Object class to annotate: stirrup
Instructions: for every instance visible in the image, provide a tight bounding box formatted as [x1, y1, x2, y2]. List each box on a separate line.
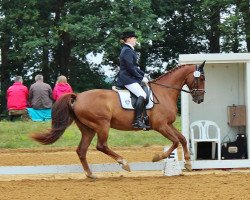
[142, 116, 151, 130]
[132, 121, 150, 130]
[142, 124, 151, 131]
[132, 120, 144, 129]
[144, 116, 150, 126]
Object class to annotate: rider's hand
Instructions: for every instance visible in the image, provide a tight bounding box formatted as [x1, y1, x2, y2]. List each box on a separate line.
[144, 73, 151, 80]
[142, 77, 149, 84]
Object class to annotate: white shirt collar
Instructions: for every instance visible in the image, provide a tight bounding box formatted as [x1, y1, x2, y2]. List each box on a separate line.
[125, 43, 134, 50]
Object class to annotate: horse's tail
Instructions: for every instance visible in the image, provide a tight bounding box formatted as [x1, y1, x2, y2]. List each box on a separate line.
[30, 93, 77, 145]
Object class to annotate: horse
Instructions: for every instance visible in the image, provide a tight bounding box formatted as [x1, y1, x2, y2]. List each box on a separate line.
[31, 61, 206, 179]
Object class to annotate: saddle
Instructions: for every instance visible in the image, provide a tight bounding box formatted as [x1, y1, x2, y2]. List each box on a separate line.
[112, 84, 154, 110]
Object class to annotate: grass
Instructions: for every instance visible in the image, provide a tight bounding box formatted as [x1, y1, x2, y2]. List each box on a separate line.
[0, 116, 181, 149]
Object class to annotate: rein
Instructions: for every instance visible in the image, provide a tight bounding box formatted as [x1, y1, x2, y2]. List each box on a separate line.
[148, 81, 190, 104]
[148, 81, 205, 104]
[149, 81, 191, 93]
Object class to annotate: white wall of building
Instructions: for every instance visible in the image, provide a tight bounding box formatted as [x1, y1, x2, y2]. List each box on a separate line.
[180, 53, 250, 169]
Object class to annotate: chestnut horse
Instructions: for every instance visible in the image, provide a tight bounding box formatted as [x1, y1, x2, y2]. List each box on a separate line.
[31, 62, 206, 178]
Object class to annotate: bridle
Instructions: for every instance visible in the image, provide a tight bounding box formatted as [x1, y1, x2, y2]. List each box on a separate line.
[190, 65, 206, 97]
[148, 65, 205, 103]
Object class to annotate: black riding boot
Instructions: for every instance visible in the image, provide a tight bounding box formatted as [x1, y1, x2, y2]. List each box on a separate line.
[132, 96, 147, 129]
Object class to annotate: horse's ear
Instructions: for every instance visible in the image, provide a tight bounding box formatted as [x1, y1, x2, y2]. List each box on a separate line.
[199, 60, 206, 73]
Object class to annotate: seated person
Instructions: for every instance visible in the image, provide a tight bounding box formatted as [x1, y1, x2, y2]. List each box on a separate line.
[52, 75, 73, 101]
[27, 75, 53, 121]
[6, 76, 29, 121]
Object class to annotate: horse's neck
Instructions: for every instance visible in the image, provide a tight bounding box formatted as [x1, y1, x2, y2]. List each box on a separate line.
[158, 65, 193, 85]
[155, 65, 194, 99]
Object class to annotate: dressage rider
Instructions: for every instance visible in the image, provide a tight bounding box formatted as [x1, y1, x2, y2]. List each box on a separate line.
[116, 30, 149, 129]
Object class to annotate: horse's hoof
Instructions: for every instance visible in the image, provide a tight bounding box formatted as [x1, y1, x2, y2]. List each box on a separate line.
[86, 173, 97, 179]
[122, 163, 131, 172]
[117, 159, 131, 172]
[184, 161, 192, 171]
[152, 154, 161, 162]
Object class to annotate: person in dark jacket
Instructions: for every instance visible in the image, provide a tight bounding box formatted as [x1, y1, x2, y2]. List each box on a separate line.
[116, 30, 149, 129]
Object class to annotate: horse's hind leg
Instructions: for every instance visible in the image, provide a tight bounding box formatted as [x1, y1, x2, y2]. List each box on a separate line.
[96, 127, 131, 172]
[171, 125, 192, 171]
[75, 121, 96, 178]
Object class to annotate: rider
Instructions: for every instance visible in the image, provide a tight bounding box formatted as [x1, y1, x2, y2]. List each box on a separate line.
[116, 30, 150, 129]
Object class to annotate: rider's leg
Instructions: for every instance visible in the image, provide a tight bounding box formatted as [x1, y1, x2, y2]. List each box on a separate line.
[125, 83, 147, 99]
[125, 83, 148, 129]
[133, 96, 146, 128]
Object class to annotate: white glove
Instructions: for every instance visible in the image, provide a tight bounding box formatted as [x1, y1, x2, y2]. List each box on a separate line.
[144, 73, 151, 79]
[142, 77, 149, 84]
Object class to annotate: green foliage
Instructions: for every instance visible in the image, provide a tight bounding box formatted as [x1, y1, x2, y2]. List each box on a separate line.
[150, 0, 207, 69]
[0, 0, 249, 112]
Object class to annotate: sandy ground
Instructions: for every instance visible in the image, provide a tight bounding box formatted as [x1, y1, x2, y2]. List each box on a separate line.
[0, 146, 250, 200]
[0, 146, 164, 166]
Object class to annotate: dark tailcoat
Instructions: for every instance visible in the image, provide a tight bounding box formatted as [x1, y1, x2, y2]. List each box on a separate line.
[116, 44, 144, 87]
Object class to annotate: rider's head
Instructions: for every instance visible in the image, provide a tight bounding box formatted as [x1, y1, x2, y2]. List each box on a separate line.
[120, 30, 137, 47]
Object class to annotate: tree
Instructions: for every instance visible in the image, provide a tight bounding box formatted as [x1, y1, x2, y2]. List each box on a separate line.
[0, 0, 249, 114]
[204, 0, 249, 53]
[0, 0, 39, 112]
[236, 0, 250, 52]
[150, 0, 207, 71]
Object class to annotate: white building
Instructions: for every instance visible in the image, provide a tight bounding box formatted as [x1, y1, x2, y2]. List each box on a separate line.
[180, 53, 250, 169]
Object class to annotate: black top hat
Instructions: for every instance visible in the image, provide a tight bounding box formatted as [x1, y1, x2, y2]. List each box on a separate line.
[121, 31, 137, 40]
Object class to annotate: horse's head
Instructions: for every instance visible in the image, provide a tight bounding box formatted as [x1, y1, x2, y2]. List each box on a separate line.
[185, 61, 206, 104]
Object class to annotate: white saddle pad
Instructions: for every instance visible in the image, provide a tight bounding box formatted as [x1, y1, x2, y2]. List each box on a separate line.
[116, 89, 154, 110]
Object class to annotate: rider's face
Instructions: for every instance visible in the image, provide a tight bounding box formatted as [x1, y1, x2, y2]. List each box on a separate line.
[127, 37, 137, 47]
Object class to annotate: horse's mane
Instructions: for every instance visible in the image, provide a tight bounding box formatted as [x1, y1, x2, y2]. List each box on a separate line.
[151, 64, 186, 82]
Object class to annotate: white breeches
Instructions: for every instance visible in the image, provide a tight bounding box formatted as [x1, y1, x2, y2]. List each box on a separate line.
[125, 82, 146, 99]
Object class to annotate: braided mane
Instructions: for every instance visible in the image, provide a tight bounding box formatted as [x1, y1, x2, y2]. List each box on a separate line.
[151, 64, 186, 82]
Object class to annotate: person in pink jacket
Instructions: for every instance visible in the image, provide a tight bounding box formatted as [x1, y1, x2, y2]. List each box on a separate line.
[52, 75, 73, 101]
[7, 76, 29, 110]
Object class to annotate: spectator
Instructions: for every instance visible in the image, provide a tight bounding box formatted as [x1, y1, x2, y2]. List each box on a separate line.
[7, 76, 29, 110]
[27, 75, 53, 121]
[52, 75, 73, 101]
[6, 76, 29, 120]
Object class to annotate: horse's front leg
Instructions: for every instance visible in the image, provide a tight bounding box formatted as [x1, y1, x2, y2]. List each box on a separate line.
[96, 128, 131, 172]
[171, 125, 192, 171]
[152, 124, 180, 162]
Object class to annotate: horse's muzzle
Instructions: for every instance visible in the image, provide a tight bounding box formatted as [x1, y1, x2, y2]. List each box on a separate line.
[197, 98, 204, 104]
[192, 90, 205, 104]
[193, 96, 204, 104]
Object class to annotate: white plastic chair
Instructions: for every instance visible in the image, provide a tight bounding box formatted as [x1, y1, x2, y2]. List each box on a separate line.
[190, 120, 221, 160]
